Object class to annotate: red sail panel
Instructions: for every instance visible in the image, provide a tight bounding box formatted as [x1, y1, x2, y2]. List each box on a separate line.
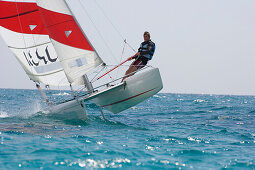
[0, 1, 47, 35]
[0, 1, 37, 18]
[38, 7, 93, 51]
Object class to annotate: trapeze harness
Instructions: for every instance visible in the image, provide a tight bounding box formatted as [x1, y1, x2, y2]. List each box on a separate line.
[132, 40, 155, 69]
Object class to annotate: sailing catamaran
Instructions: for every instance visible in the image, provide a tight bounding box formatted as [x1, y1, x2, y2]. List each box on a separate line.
[0, 0, 163, 120]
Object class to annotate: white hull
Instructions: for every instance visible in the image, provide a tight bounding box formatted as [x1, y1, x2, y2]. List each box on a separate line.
[47, 68, 162, 119]
[49, 99, 87, 121]
[93, 68, 163, 113]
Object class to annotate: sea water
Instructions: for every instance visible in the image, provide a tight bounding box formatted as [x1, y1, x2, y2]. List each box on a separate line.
[0, 89, 254, 169]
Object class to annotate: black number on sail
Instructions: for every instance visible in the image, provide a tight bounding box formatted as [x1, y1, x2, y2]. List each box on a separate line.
[23, 52, 33, 66]
[28, 51, 39, 66]
[23, 47, 58, 67]
[36, 49, 47, 64]
[45, 46, 57, 62]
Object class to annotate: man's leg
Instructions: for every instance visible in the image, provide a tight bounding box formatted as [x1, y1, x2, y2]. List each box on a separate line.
[122, 65, 137, 82]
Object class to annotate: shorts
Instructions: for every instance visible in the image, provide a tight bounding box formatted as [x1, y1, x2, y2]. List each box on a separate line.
[131, 57, 148, 70]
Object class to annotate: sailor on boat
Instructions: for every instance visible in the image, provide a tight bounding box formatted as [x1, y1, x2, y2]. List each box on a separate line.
[122, 31, 155, 82]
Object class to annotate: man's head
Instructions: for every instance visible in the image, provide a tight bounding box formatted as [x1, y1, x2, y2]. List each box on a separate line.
[143, 31, 150, 41]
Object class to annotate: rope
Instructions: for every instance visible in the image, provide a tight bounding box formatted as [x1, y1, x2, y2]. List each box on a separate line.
[91, 65, 106, 83]
[15, 1, 34, 75]
[104, 66, 114, 81]
[77, 0, 141, 84]
[120, 40, 126, 64]
[116, 40, 127, 76]
[78, 0, 118, 63]
[97, 55, 135, 80]
[94, 0, 136, 53]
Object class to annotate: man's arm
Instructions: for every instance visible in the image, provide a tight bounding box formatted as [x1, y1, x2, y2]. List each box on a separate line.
[132, 52, 140, 59]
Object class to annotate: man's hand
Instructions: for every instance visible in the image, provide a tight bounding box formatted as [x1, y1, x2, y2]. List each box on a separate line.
[129, 52, 140, 61]
[132, 52, 140, 59]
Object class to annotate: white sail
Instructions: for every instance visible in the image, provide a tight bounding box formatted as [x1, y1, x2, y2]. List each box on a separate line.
[36, 0, 103, 85]
[0, 0, 69, 86]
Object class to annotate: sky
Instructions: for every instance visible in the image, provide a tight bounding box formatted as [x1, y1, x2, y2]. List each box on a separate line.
[0, 0, 255, 95]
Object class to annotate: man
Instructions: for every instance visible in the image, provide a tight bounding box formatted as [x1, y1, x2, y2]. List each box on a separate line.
[122, 31, 155, 82]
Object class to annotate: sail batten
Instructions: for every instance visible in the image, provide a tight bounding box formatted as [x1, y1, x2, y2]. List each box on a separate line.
[0, 9, 39, 19]
[8, 41, 52, 49]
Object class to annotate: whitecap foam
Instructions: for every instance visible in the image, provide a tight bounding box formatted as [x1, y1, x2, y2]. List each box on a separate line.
[97, 141, 103, 145]
[53, 92, 70, 96]
[193, 99, 207, 103]
[154, 95, 161, 98]
[145, 145, 154, 151]
[187, 136, 196, 141]
[68, 158, 131, 168]
[0, 111, 8, 118]
[160, 160, 170, 165]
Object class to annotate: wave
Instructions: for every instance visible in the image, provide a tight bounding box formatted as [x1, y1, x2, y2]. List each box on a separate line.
[211, 106, 233, 111]
[223, 160, 255, 169]
[178, 149, 217, 156]
[249, 110, 255, 114]
[87, 115, 148, 130]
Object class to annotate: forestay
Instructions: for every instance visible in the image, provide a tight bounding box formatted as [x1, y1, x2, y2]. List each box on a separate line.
[0, 0, 69, 86]
[36, 0, 103, 85]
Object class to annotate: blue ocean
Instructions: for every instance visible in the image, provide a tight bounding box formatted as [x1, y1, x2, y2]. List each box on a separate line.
[0, 89, 254, 169]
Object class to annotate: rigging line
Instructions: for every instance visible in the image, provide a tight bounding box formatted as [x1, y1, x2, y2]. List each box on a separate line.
[105, 64, 129, 67]
[94, 0, 136, 53]
[57, 75, 70, 90]
[15, 0, 33, 75]
[116, 41, 126, 76]
[97, 55, 134, 80]
[126, 41, 137, 53]
[78, 0, 118, 63]
[73, 86, 85, 96]
[94, 0, 124, 40]
[105, 66, 114, 81]
[91, 65, 106, 83]
[120, 40, 126, 63]
[30, 14, 37, 58]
